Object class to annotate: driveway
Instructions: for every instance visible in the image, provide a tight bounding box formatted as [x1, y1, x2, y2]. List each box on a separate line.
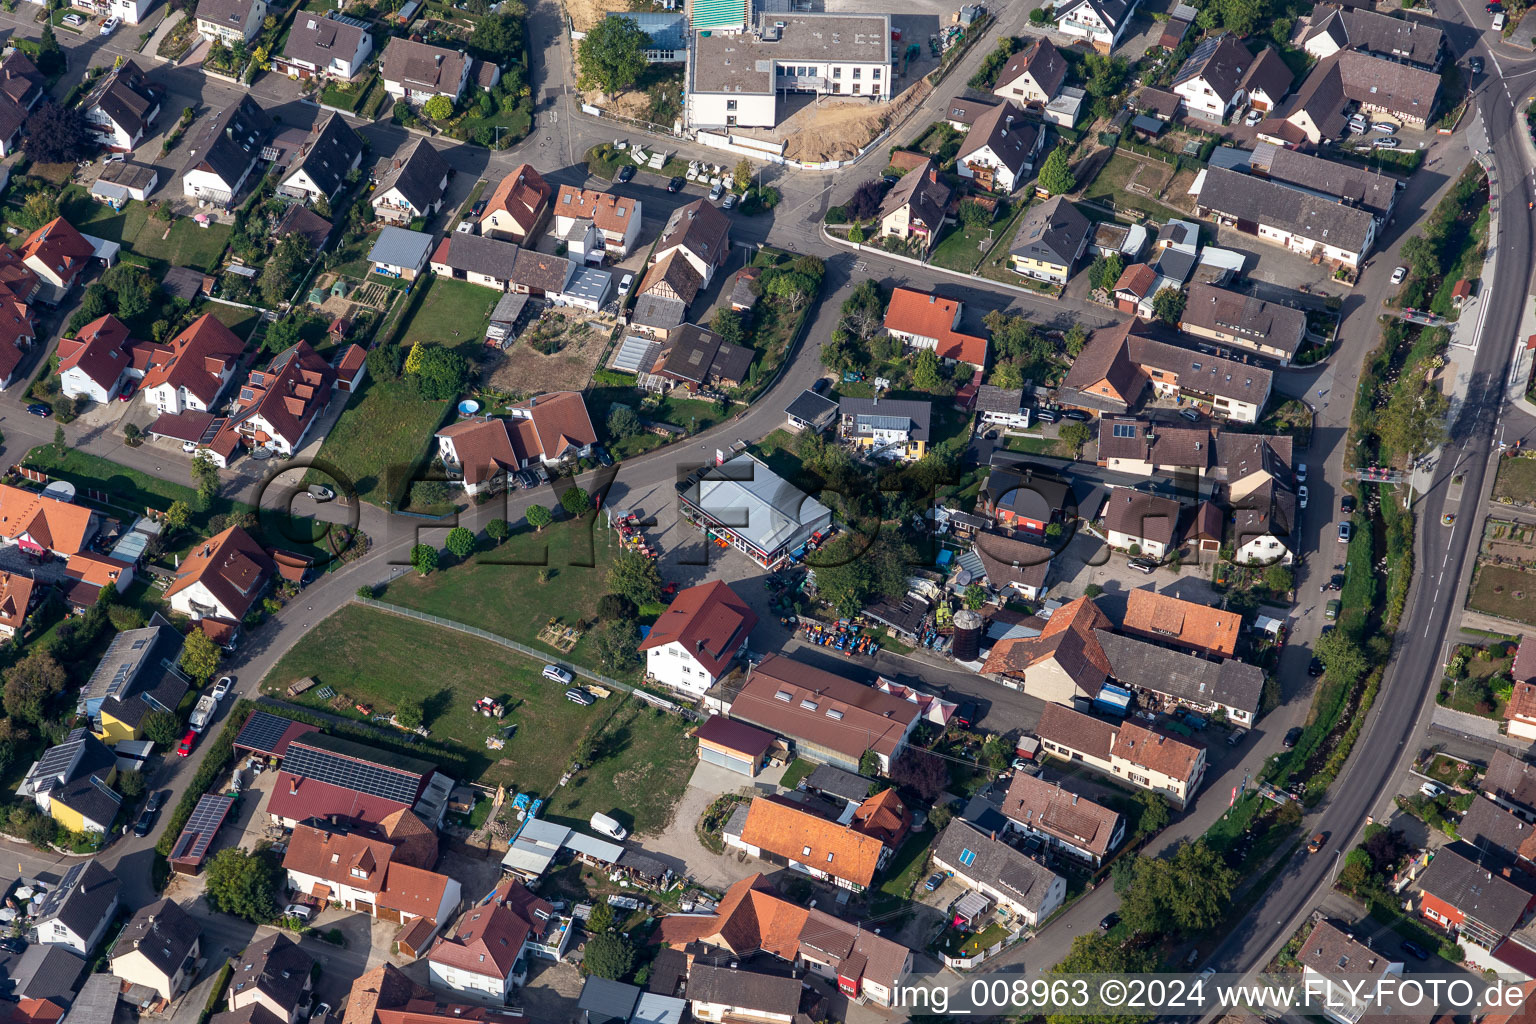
[1049, 531, 1222, 609]
[633, 760, 786, 889]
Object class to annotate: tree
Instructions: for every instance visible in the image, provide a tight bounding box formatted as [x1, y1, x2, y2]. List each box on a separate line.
[410, 543, 438, 576]
[22, 191, 57, 228]
[487, 518, 510, 544]
[163, 500, 192, 532]
[35, 25, 63, 76]
[1219, 0, 1268, 36]
[733, 158, 752, 193]
[142, 710, 182, 747]
[407, 344, 469, 400]
[526, 505, 553, 532]
[1091, 253, 1124, 292]
[205, 848, 281, 923]
[988, 363, 1023, 389]
[576, 15, 649, 97]
[858, 749, 881, 777]
[1165, 840, 1238, 931]
[3, 649, 66, 725]
[180, 628, 221, 683]
[1134, 791, 1171, 838]
[393, 99, 417, 126]
[1315, 628, 1369, 687]
[810, 534, 912, 618]
[847, 224, 865, 244]
[262, 312, 309, 354]
[470, 12, 522, 59]
[765, 271, 813, 313]
[583, 932, 635, 980]
[395, 698, 424, 729]
[561, 487, 592, 518]
[907, 349, 943, 392]
[586, 900, 615, 934]
[709, 307, 744, 346]
[24, 102, 94, 165]
[1152, 287, 1186, 325]
[1059, 422, 1092, 455]
[1400, 235, 1437, 279]
[594, 619, 639, 671]
[958, 198, 992, 229]
[607, 405, 642, 440]
[1065, 323, 1089, 356]
[1379, 376, 1448, 462]
[964, 583, 987, 610]
[1039, 147, 1075, 196]
[890, 748, 945, 799]
[607, 548, 663, 605]
[597, 593, 637, 621]
[843, 179, 888, 222]
[445, 526, 476, 560]
[260, 236, 310, 306]
[1264, 563, 1294, 593]
[1048, 935, 1157, 1024]
[422, 94, 454, 121]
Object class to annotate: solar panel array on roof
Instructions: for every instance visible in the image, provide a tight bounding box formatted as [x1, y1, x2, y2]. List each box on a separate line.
[284, 733, 432, 804]
[235, 711, 299, 754]
[170, 793, 236, 866]
[856, 414, 912, 432]
[32, 736, 83, 782]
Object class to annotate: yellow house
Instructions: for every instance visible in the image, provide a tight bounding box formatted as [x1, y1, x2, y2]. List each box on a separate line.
[111, 899, 202, 1007]
[837, 396, 931, 463]
[1008, 195, 1091, 285]
[17, 728, 123, 834]
[79, 615, 191, 745]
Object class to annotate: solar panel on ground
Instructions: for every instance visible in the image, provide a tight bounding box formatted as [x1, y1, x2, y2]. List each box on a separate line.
[235, 711, 299, 754]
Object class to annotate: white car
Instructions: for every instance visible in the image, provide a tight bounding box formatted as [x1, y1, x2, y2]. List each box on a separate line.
[101, 15, 119, 32]
[283, 904, 314, 922]
[182, 441, 199, 454]
[542, 664, 573, 685]
[1296, 463, 1308, 482]
[708, 181, 724, 201]
[1298, 485, 1309, 509]
[618, 272, 634, 295]
[590, 811, 628, 840]
[1244, 109, 1263, 126]
[1372, 121, 1398, 134]
[61, 12, 84, 25]
[212, 676, 233, 702]
[1420, 781, 1444, 798]
[1391, 266, 1407, 284]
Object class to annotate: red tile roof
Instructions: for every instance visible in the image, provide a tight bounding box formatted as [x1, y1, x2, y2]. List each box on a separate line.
[883, 287, 989, 367]
[57, 315, 135, 392]
[164, 525, 275, 620]
[428, 878, 553, 978]
[140, 314, 245, 407]
[981, 597, 1113, 692]
[267, 772, 411, 827]
[0, 485, 95, 556]
[0, 571, 33, 632]
[20, 218, 94, 286]
[283, 824, 394, 893]
[519, 391, 595, 461]
[850, 788, 910, 847]
[219, 339, 334, 450]
[481, 164, 551, 235]
[639, 580, 757, 677]
[739, 797, 885, 889]
[1112, 719, 1203, 783]
[376, 863, 452, 919]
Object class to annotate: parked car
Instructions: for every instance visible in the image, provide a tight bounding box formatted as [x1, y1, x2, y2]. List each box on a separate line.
[146, 790, 166, 814]
[1244, 108, 1263, 126]
[1034, 408, 1060, 423]
[667, 176, 685, 192]
[212, 676, 233, 701]
[306, 485, 335, 502]
[596, 447, 614, 467]
[1493, 11, 1506, 29]
[616, 165, 635, 182]
[1308, 657, 1324, 677]
[709, 181, 724, 201]
[1011, 758, 1039, 774]
[470, 199, 487, 218]
[1341, 494, 1357, 514]
[1338, 521, 1353, 543]
[1325, 599, 1340, 620]
[812, 377, 831, 393]
[618, 272, 634, 295]
[182, 441, 199, 453]
[1128, 557, 1157, 574]
[311, 1003, 331, 1022]
[1296, 463, 1307, 482]
[1374, 137, 1401, 149]
[1372, 122, 1398, 134]
[542, 664, 573, 685]
[1227, 729, 1246, 746]
[176, 730, 197, 757]
[117, 380, 136, 401]
[590, 811, 627, 840]
[1179, 407, 1202, 422]
[1060, 409, 1090, 422]
[133, 806, 157, 837]
[1401, 940, 1430, 961]
[1391, 266, 1407, 284]
[1283, 726, 1304, 749]
[1470, 56, 1485, 73]
[26, 403, 50, 418]
[1099, 912, 1120, 931]
[0, 938, 25, 954]
[924, 872, 946, 892]
[61, 12, 84, 25]
[954, 701, 977, 728]
[565, 687, 594, 706]
[284, 904, 315, 922]
[721, 192, 739, 210]
[1298, 485, 1309, 509]
[1420, 781, 1444, 798]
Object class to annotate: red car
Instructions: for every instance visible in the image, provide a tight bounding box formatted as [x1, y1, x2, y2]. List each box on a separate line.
[176, 730, 196, 757]
[116, 380, 136, 402]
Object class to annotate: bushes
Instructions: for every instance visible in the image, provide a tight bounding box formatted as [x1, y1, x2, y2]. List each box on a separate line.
[968, 36, 1021, 89]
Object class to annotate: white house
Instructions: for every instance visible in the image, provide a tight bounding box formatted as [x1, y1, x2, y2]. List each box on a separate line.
[435, 393, 598, 495]
[181, 97, 272, 207]
[283, 824, 461, 926]
[83, 60, 162, 153]
[1171, 34, 1255, 120]
[1297, 920, 1404, 1024]
[57, 316, 137, 405]
[109, 900, 200, 1006]
[930, 820, 1066, 926]
[226, 934, 314, 1024]
[553, 186, 641, 257]
[955, 100, 1043, 194]
[279, 112, 364, 204]
[275, 12, 373, 81]
[208, 341, 335, 463]
[992, 37, 1067, 105]
[1103, 489, 1181, 559]
[638, 581, 756, 697]
[164, 526, 275, 624]
[1054, 0, 1139, 51]
[380, 37, 470, 104]
[371, 139, 450, 224]
[101, 0, 155, 25]
[140, 314, 243, 415]
[195, 0, 266, 44]
[427, 878, 571, 1001]
[975, 385, 1031, 431]
[36, 860, 120, 956]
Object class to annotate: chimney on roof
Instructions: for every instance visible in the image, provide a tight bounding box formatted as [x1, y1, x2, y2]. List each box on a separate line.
[290, 778, 299, 794]
[928, 168, 938, 184]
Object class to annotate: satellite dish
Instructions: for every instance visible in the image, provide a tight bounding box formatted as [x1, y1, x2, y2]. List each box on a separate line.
[42, 481, 75, 503]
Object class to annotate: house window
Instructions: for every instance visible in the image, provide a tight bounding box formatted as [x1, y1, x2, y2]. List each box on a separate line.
[958, 848, 976, 866]
[853, 68, 861, 79]
[802, 846, 812, 856]
[832, 67, 841, 78]
[853, 84, 861, 94]
[726, 99, 737, 110]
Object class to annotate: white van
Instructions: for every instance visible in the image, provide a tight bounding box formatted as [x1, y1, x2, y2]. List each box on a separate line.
[590, 812, 628, 841]
[542, 664, 573, 685]
[1494, 11, 1506, 28]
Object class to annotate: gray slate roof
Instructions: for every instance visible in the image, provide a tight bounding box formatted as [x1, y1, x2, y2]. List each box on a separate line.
[36, 860, 120, 944]
[1305, 2, 1443, 67]
[182, 97, 272, 192]
[197, 0, 262, 33]
[877, 158, 951, 231]
[975, 384, 1024, 414]
[804, 763, 874, 803]
[373, 139, 450, 214]
[839, 396, 931, 443]
[1172, 33, 1255, 104]
[685, 963, 800, 1016]
[784, 389, 838, 425]
[1010, 196, 1091, 266]
[432, 233, 521, 278]
[286, 112, 363, 201]
[1417, 842, 1536, 935]
[114, 899, 199, 979]
[1249, 142, 1397, 219]
[282, 12, 371, 70]
[1196, 165, 1375, 256]
[1093, 629, 1265, 713]
[630, 294, 687, 332]
[368, 227, 434, 270]
[932, 819, 1061, 913]
[228, 934, 314, 1017]
[12, 943, 86, 1003]
[1181, 282, 1308, 358]
[578, 976, 642, 1024]
[957, 101, 1041, 176]
[87, 60, 161, 140]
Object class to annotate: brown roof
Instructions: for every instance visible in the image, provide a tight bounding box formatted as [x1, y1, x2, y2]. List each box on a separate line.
[638, 250, 703, 306]
[518, 391, 596, 461]
[0, 571, 32, 631]
[381, 38, 468, 93]
[850, 789, 910, 847]
[57, 315, 138, 391]
[140, 314, 245, 408]
[1061, 318, 1145, 405]
[428, 878, 552, 978]
[1096, 417, 1213, 469]
[694, 716, 775, 759]
[655, 199, 730, 269]
[0, 486, 95, 556]
[435, 417, 519, 485]
[996, 36, 1067, 98]
[638, 580, 757, 677]
[163, 525, 275, 621]
[1460, 797, 1536, 865]
[1002, 773, 1122, 858]
[1486, 751, 1536, 814]
[1103, 489, 1182, 547]
[877, 158, 951, 232]
[656, 874, 807, 959]
[341, 965, 431, 1024]
[222, 340, 334, 449]
[1120, 589, 1239, 658]
[483, 164, 552, 236]
[508, 249, 572, 294]
[376, 864, 452, 918]
[1297, 920, 1397, 979]
[739, 798, 885, 888]
[554, 185, 637, 236]
[283, 823, 394, 893]
[1112, 718, 1203, 782]
[981, 597, 1112, 693]
[1181, 282, 1307, 358]
[1513, 683, 1536, 727]
[380, 808, 439, 870]
[972, 531, 1052, 593]
[1243, 46, 1295, 100]
[1112, 263, 1158, 299]
[1035, 702, 1117, 761]
[727, 654, 920, 763]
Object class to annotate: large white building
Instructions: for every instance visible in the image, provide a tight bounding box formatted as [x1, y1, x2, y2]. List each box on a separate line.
[638, 581, 756, 697]
[686, 13, 892, 129]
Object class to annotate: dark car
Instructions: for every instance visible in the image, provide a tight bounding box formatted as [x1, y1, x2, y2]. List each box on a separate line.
[26, 403, 51, 418]
[1308, 657, 1324, 677]
[596, 447, 614, 467]
[146, 789, 166, 813]
[470, 199, 487, 218]
[667, 176, 686, 192]
[1470, 56, 1485, 73]
[1341, 494, 1356, 514]
[133, 806, 157, 837]
[1060, 409, 1091, 421]
[617, 165, 636, 182]
[0, 938, 23, 954]
[1283, 726, 1304, 749]
[812, 377, 830, 393]
[117, 379, 137, 401]
[923, 872, 945, 892]
[1486, 2, 1501, 11]
[1100, 913, 1120, 931]
[954, 701, 977, 728]
[1401, 940, 1430, 961]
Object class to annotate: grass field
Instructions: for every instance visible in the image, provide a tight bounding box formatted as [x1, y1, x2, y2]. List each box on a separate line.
[543, 697, 695, 834]
[1081, 151, 1182, 221]
[22, 445, 245, 524]
[60, 192, 230, 272]
[1468, 563, 1536, 626]
[397, 277, 497, 350]
[928, 221, 995, 274]
[263, 603, 607, 794]
[379, 517, 630, 673]
[1493, 454, 1536, 503]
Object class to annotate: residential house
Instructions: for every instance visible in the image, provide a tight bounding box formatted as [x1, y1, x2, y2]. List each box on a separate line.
[140, 313, 244, 415]
[721, 653, 919, 772]
[636, 252, 703, 316]
[0, 283, 36, 389]
[1054, 0, 1140, 51]
[655, 322, 753, 390]
[0, 53, 43, 156]
[957, 101, 1043, 194]
[268, 732, 453, 829]
[0, 570, 35, 638]
[207, 341, 336, 463]
[1248, 142, 1399, 224]
[883, 286, 990, 368]
[428, 878, 569, 1000]
[978, 460, 1075, 533]
[109, 899, 201, 1005]
[992, 37, 1067, 105]
[279, 112, 365, 204]
[1172, 34, 1257, 120]
[1509, 682, 1536, 743]
[726, 797, 888, 891]
[850, 787, 911, 847]
[283, 823, 462, 925]
[639, 580, 757, 698]
[339, 966, 531, 1024]
[1297, 920, 1405, 1024]
[656, 874, 913, 1007]
[1103, 489, 1182, 558]
[685, 13, 893, 129]
[0, 485, 98, 558]
[930, 819, 1066, 926]
[1120, 588, 1239, 658]
[1241, 48, 1295, 113]
[276, 12, 374, 81]
[838, 396, 930, 461]
[77, 615, 189, 744]
[685, 964, 802, 1024]
[21, 219, 97, 303]
[181, 97, 273, 207]
[507, 249, 574, 298]
[273, 205, 332, 254]
[195, 0, 266, 43]
[651, 199, 730, 286]
[1459, 798, 1536, 873]
[1001, 773, 1124, 865]
[1180, 282, 1308, 364]
[481, 165, 553, 244]
[381, 38, 471, 104]
[35, 860, 120, 956]
[371, 139, 450, 224]
[1111, 263, 1171, 319]
[1195, 165, 1376, 269]
[10, 944, 85, 1018]
[552, 186, 641, 256]
[1095, 417, 1213, 478]
[369, 228, 434, 281]
[975, 385, 1031, 431]
[677, 454, 832, 570]
[99, 0, 155, 23]
[1230, 468, 1298, 565]
[434, 393, 597, 494]
[784, 389, 840, 433]
[428, 234, 522, 291]
[83, 60, 162, 153]
[91, 161, 160, 208]
[1302, 2, 1443, 69]
[876, 160, 951, 252]
[973, 531, 1053, 602]
[1009, 196, 1092, 284]
[1483, 751, 1536, 822]
[1032, 702, 1208, 807]
[553, 264, 613, 312]
[227, 934, 314, 1024]
[58, 315, 140, 404]
[1275, 51, 1439, 144]
[164, 525, 276, 624]
[945, 97, 998, 131]
[1416, 842, 1536, 950]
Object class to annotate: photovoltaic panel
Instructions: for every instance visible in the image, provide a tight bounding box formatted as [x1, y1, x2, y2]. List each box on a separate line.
[172, 794, 235, 864]
[235, 711, 299, 755]
[283, 734, 430, 805]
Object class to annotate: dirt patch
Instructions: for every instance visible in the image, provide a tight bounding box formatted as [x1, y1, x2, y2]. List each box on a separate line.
[488, 308, 614, 394]
[567, 0, 626, 33]
[778, 78, 933, 163]
[581, 86, 649, 121]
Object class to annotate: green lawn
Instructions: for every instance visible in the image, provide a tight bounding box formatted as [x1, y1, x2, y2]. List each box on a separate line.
[21, 445, 245, 524]
[207, 303, 263, 340]
[590, 385, 728, 459]
[1493, 454, 1536, 503]
[58, 191, 229, 271]
[928, 221, 996, 274]
[397, 277, 497, 350]
[542, 697, 695, 834]
[262, 603, 609, 794]
[779, 757, 817, 790]
[378, 517, 629, 674]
